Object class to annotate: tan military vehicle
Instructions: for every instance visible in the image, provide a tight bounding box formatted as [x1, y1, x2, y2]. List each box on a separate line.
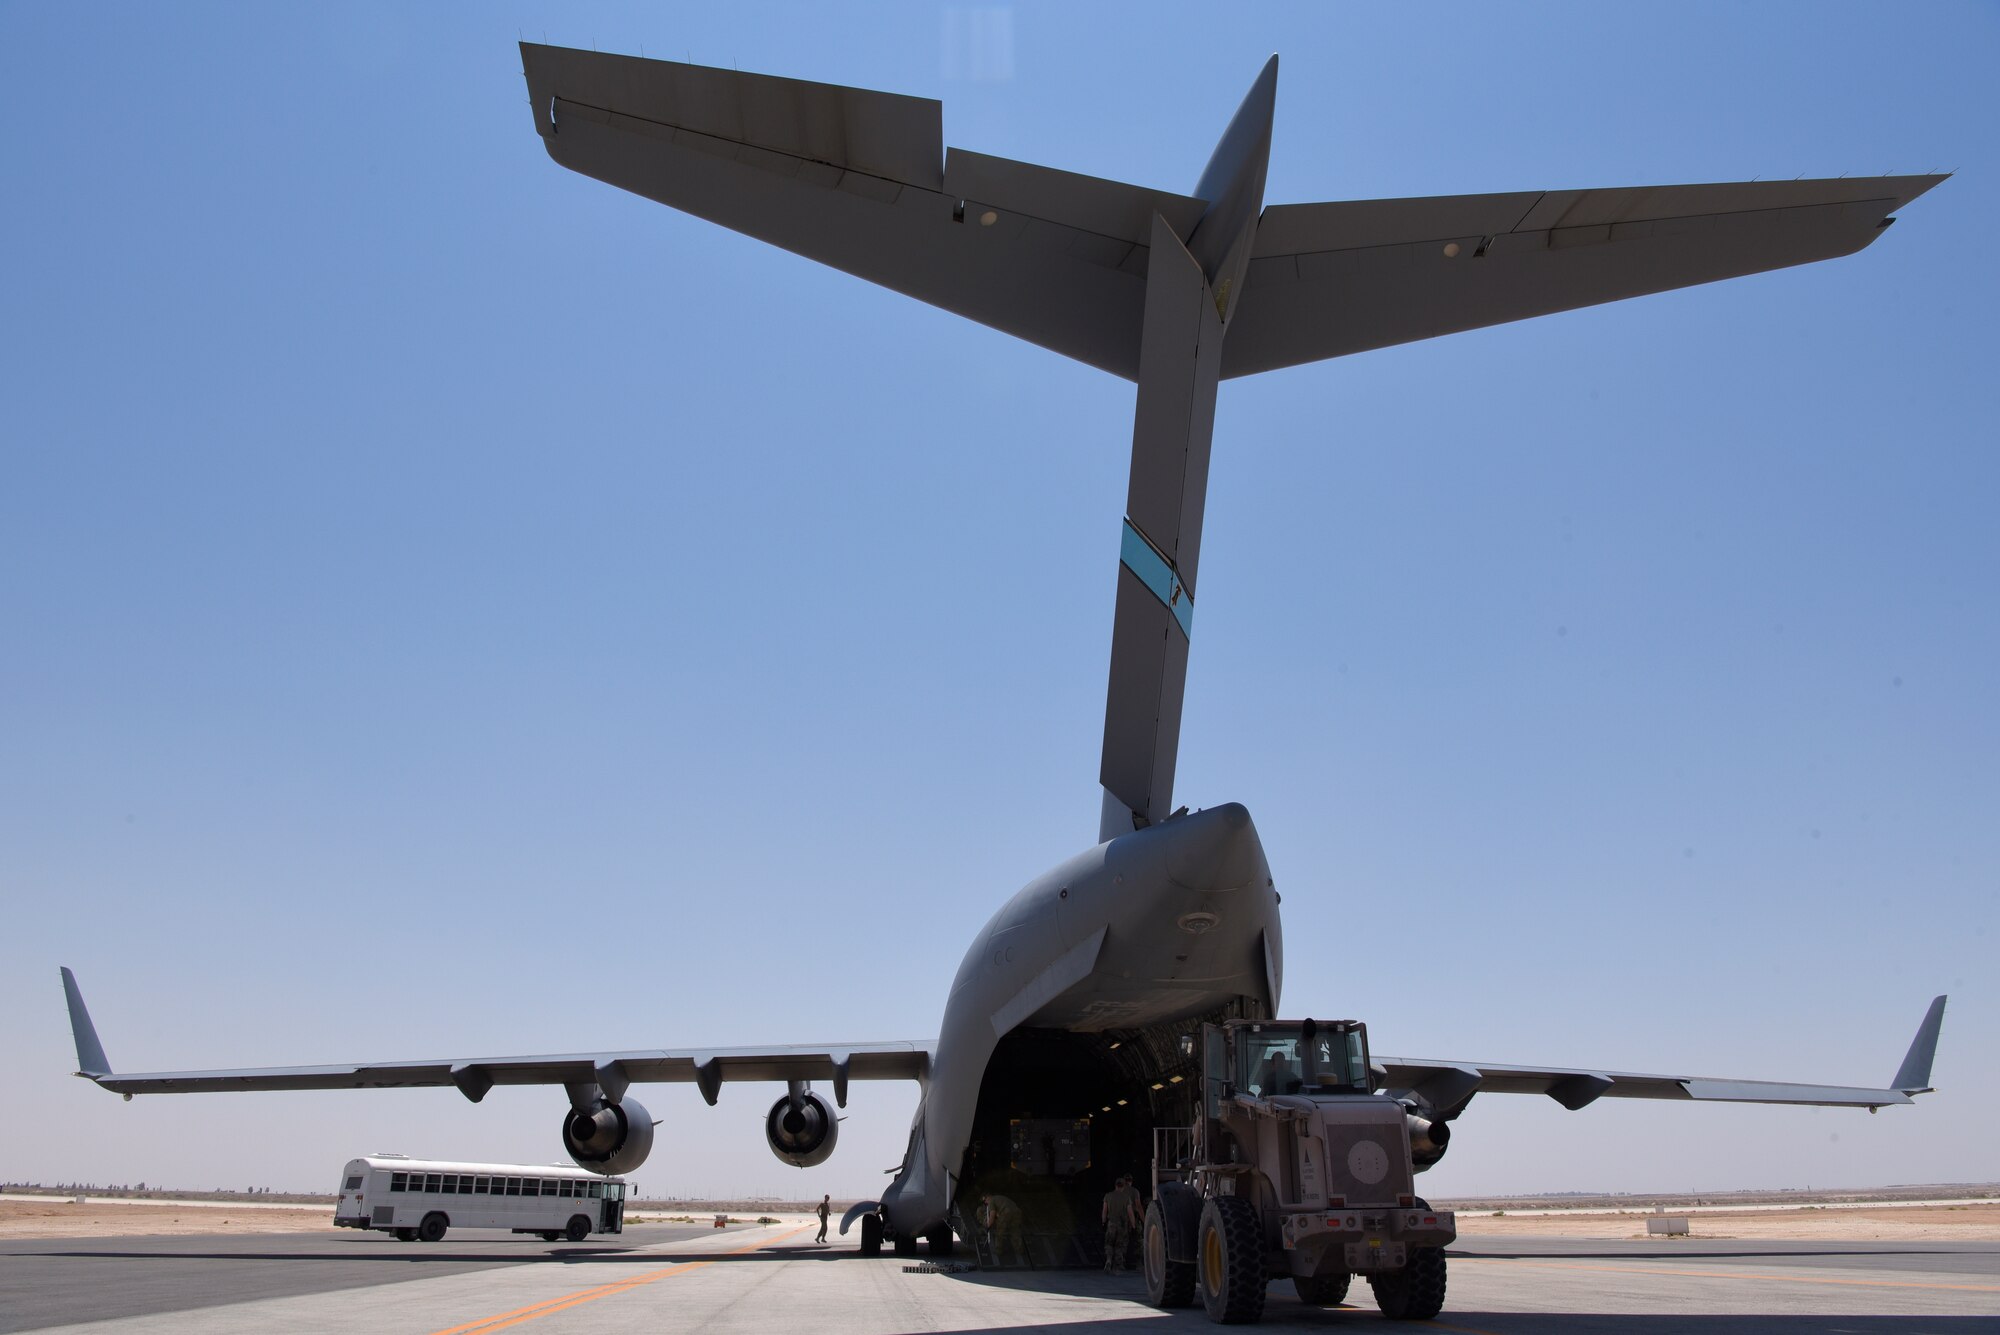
[1144, 1018, 1455, 1323]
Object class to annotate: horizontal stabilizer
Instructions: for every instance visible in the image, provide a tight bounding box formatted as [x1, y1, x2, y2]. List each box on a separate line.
[1224, 174, 1948, 378]
[519, 43, 1170, 378]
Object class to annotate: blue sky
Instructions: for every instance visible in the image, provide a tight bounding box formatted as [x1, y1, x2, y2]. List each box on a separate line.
[3, 2, 1994, 1199]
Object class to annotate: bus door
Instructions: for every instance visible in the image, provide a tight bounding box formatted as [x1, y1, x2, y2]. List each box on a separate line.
[602, 1182, 624, 1233]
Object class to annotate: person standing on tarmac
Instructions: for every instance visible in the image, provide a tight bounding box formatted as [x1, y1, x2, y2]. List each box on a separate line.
[816, 1194, 831, 1243]
[1101, 1175, 1141, 1273]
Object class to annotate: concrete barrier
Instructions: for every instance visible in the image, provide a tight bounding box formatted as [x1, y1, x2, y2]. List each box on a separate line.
[1646, 1216, 1691, 1236]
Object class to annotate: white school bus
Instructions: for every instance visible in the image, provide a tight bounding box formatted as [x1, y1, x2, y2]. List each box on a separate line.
[333, 1154, 630, 1243]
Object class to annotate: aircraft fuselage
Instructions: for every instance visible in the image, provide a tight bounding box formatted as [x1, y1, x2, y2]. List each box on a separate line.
[878, 802, 1278, 1237]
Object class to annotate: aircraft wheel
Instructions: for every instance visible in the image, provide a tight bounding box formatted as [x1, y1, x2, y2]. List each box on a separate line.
[393, 1227, 416, 1241]
[1197, 1195, 1265, 1324]
[565, 1215, 591, 1242]
[926, 1223, 955, 1256]
[893, 1227, 918, 1257]
[1143, 1199, 1195, 1308]
[1293, 1271, 1351, 1306]
[859, 1212, 883, 1256]
[417, 1213, 448, 1243]
[1369, 1246, 1446, 1321]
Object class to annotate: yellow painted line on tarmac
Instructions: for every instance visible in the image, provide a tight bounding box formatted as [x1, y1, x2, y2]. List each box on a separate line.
[428, 1223, 814, 1335]
[1453, 1256, 2000, 1294]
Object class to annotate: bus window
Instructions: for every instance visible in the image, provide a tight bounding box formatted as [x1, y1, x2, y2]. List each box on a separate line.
[390, 1172, 407, 1192]
[426, 1174, 442, 1193]
[458, 1176, 474, 1195]
[588, 1181, 602, 1199]
[541, 1179, 557, 1197]
[474, 1176, 490, 1194]
[344, 1176, 363, 1191]
[441, 1175, 457, 1193]
[611, 1183, 624, 1200]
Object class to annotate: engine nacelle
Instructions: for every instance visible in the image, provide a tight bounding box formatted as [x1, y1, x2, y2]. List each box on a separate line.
[765, 1090, 839, 1168]
[562, 1095, 654, 1176]
[1406, 1113, 1450, 1169]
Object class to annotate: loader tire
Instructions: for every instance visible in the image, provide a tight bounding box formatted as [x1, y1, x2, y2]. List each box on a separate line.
[1369, 1245, 1446, 1320]
[1197, 1195, 1266, 1324]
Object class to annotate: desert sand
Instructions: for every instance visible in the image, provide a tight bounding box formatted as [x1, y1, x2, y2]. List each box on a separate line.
[0, 1199, 333, 1239]
[5, 1197, 1998, 1242]
[1453, 1202, 2000, 1242]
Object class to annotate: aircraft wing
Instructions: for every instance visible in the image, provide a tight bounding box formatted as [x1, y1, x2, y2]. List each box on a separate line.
[61, 968, 925, 1106]
[1374, 995, 1946, 1119]
[1223, 174, 1948, 378]
[519, 43, 1206, 380]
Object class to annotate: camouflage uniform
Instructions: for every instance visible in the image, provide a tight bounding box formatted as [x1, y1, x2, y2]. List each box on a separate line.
[981, 1194, 1026, 1266]
[1103, 1178, 1141, 1272]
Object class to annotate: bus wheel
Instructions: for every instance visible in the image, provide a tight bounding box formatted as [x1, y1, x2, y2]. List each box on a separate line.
[393, 1228, 416, 1242]
[417, 1213, 448, 1243]
[565, 1215, 591, 1243]
[539, 1232, 561, 1242]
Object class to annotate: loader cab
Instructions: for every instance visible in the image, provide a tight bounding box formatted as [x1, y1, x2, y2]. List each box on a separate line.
[1213, 1019, 1371, 1102]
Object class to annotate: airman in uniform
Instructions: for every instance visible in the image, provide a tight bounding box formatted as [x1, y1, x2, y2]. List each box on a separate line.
[980, 1191, 1026, 1267]
[1101, 1174, 1141, 1272]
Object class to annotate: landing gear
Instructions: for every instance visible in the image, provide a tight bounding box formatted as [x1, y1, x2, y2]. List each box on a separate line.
[1196, 1196, 1265, 1324]
[1368, 1246, 1447, 1321]
[926, 1223, 955, 1257]
[416, 1213, 448, 1243]
[565, 1215, 591, 1243]
[858, 1212, 883, 1256]
[1293, 1271, 1351, 1306]
[1143, 1198, 1196, 1308]
[893, 1227, 918, 1257]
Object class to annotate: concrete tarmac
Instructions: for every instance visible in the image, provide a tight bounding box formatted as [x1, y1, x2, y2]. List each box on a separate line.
[3, 1224, 1996, 1333]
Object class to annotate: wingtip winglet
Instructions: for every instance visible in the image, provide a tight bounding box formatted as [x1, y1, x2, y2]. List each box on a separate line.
[59, 966, 112, 1079]
[1890, 994, 1947, 1094]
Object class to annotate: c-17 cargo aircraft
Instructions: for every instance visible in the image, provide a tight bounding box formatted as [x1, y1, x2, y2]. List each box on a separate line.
[61, 46, 1949, 1264]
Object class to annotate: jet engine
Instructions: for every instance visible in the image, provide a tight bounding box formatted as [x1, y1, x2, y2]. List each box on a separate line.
[1406, 1113, 1451, 1169]
[765, 1089, 839, 1168]
[562, 1095, 654, 1175]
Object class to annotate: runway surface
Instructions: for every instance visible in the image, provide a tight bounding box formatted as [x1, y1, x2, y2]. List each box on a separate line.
[4, 1224, 1996, 1333]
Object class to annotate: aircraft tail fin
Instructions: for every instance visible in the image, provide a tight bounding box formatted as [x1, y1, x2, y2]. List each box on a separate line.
[1890, 995, 1947, 1094]
[60, 967, 112, 1078]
